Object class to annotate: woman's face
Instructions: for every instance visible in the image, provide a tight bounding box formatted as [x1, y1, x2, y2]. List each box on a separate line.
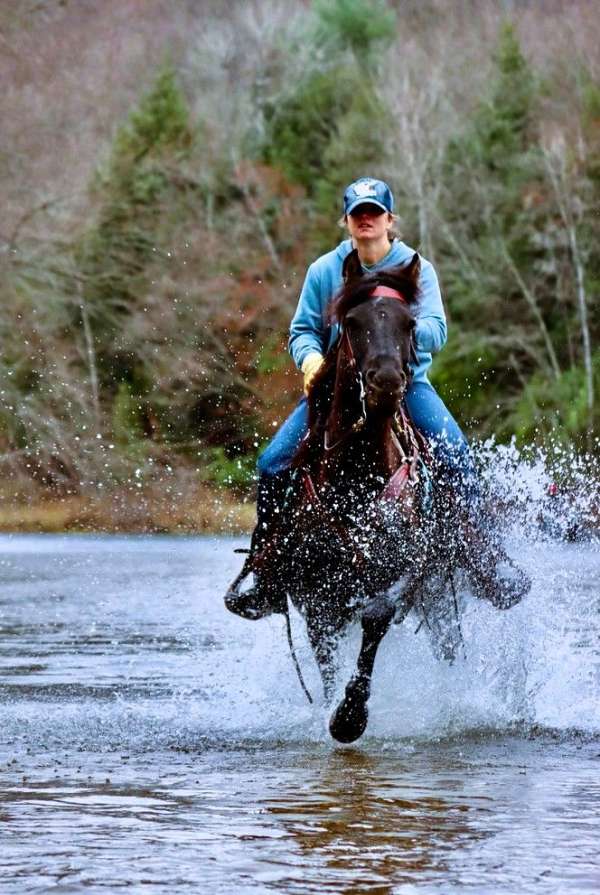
[345, 204, 394, 242]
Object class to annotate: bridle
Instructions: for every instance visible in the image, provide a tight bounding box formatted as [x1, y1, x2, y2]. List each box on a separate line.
[323, 284, 411, 452]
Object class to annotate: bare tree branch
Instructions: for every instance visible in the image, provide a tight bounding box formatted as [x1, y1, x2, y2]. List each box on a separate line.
[542, 135, 594, 444]
[497, 238, 562, 380]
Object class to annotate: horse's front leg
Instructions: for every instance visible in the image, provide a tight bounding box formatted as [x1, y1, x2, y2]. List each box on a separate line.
[329, 593, 395, 743]
[305, 616, 343, 703]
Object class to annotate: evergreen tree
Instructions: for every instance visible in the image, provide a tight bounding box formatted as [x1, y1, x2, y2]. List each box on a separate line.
[434, 22, 552, 439]
[79, 63, 194, 338]
[262, 0, 394, 250]
[313, 0, 396, 65]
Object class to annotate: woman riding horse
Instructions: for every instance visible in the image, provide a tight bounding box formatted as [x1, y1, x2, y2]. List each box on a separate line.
[226, 177, 528, 620]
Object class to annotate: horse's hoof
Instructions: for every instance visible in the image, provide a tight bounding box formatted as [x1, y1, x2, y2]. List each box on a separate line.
[329, 679, 369, 743]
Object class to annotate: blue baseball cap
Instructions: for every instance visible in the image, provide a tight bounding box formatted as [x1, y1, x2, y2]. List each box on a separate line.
[343, 177, 394, 215]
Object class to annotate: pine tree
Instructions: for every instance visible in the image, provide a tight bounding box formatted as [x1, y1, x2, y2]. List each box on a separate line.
[434, 22, 553, 439]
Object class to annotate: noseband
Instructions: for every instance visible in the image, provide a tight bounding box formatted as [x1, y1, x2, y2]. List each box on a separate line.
[323, 285, 409, 452]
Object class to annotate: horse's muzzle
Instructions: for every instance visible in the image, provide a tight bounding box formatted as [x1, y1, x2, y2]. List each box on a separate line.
[365, 365, 407, 407]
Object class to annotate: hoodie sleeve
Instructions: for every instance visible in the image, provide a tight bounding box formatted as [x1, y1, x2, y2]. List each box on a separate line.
[288, 262, 328, 370]
[415, 259, 447, 354]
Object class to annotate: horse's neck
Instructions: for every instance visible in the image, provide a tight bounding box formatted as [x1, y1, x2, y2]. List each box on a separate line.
[326, 383, 359, 444]
[319, 416, 398, 493]
[358, 417, 398, 476]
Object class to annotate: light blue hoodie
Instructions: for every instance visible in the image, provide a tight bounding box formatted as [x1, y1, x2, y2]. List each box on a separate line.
[289, 238, 447, 384]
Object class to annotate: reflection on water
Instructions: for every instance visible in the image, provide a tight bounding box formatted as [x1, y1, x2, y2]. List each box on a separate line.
[0, 534, 599, 893]
[2, 741, 597, 894]
[266, 749, 488, 890]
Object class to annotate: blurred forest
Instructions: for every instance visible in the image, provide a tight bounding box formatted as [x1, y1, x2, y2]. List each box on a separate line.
[0, 0, 599, 529]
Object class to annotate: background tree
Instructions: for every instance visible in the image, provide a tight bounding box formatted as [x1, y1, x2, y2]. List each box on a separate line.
[0, 0, 598, 519]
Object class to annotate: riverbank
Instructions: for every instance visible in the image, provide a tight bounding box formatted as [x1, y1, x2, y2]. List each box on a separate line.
[0, 486, 255, 535]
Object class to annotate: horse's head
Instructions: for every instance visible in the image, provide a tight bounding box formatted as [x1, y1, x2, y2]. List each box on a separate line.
[294, 249, 421, 469]
[332, 249, 420, 415]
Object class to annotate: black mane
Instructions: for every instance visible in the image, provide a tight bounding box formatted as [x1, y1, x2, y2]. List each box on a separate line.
[330, 249, 421, 325]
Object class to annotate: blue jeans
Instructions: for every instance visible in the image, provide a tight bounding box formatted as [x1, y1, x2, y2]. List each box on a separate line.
[258, 381, 478, 501]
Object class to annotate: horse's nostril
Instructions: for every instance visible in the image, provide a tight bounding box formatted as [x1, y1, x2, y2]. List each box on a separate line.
[370, 369, 403, 393]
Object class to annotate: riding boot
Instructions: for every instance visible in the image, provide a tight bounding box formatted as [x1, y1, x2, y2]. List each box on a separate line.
[224, 471, 292, 620]
[458, 510, 531, 610]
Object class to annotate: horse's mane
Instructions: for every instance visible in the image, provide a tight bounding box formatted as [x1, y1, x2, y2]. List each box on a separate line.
[293, 250, 421, 470]
[330, 249, 421, 325]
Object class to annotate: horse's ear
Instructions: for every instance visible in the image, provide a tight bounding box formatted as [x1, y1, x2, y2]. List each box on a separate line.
[384, 253, 421, 287]
[404, 252, 420, 282]
[342, 248, 362, 284]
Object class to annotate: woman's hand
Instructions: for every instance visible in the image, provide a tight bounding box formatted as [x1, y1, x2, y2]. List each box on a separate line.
[301, 352, 324, 395]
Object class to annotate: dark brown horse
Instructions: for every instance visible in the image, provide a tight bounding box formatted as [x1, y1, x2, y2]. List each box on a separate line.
[270, 250, 465, 742]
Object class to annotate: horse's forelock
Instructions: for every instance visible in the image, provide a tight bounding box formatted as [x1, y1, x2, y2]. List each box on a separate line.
[329, 268, 419, 323]
[330, 281, 377, 324]
[377, 266, 420, 304]
[331, 258, 420, 325]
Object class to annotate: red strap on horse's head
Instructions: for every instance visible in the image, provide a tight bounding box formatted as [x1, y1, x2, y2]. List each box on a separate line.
[370, 285, 406, 303]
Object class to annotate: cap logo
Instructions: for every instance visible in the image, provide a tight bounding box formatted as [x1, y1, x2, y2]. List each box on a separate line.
[353, 180, 378, 198]
[343, 178, 393, 215]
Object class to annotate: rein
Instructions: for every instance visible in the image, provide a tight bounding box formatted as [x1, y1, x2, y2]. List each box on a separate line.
[323, 328, 368, 452]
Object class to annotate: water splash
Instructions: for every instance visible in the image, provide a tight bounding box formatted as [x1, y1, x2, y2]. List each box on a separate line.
[0, 442, 598, 754]
[475, 437, 600, 541]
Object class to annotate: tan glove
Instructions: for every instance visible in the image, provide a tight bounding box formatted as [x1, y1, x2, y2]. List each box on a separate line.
[301, 352, 324, 395]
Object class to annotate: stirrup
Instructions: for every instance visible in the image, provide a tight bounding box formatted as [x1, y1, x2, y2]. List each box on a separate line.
[224, 558, 286, 621]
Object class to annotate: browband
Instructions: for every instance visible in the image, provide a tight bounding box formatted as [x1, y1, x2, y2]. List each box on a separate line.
[370, 285, 406, 303]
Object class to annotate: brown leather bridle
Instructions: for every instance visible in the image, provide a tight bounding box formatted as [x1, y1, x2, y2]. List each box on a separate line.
[324, 285, 409, 452]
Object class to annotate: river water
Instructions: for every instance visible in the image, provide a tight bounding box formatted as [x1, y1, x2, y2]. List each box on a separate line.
[0, 531, 599, 893]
